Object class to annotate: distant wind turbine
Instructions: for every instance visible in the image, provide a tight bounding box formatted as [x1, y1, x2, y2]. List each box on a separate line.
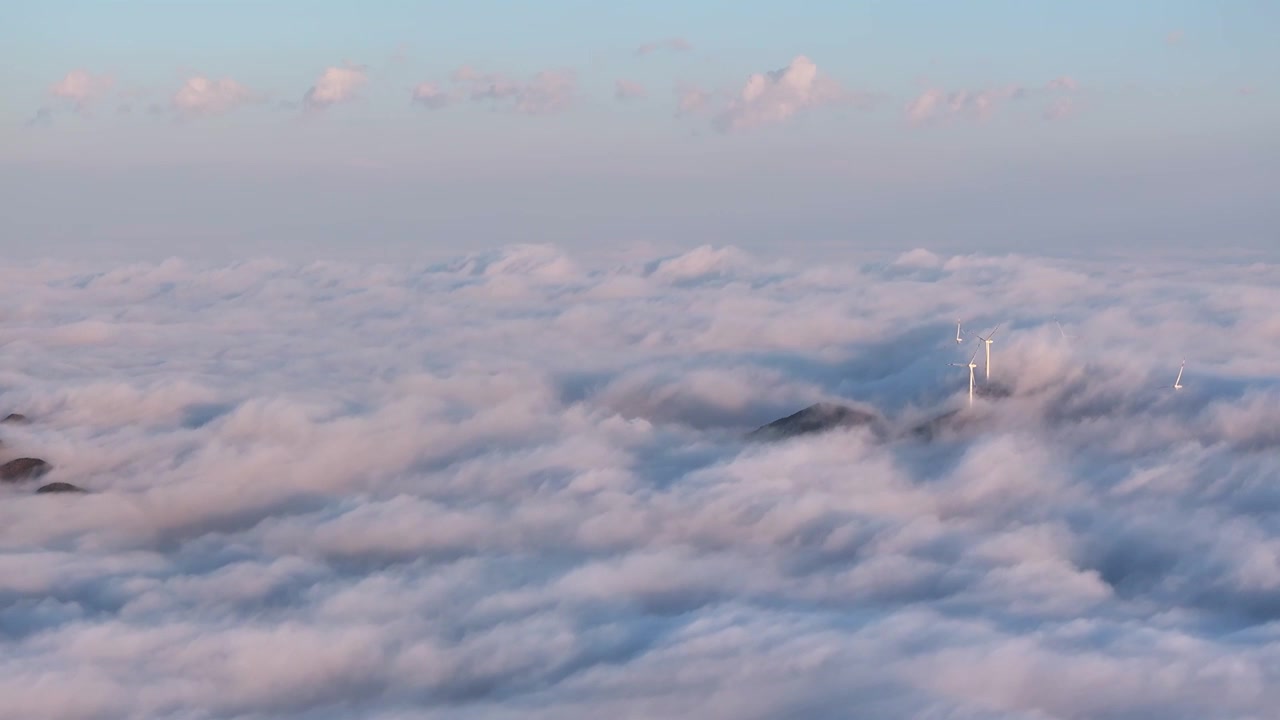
[1173, 359, 1185, 390]
[976, 323, 1001, 381]
[1054, 318, 1074, 340]
[955, 319, 964, 344]
[950, 345, 982, 407]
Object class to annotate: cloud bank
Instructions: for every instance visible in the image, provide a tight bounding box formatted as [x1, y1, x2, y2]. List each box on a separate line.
[2, 246, 1280, 718]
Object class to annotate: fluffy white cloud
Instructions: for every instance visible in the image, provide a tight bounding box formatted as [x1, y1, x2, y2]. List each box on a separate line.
[615, 79, 647, 101]
[172, 76, 254, 116]
[304, 65, 367, 110]
[2, 245, 1280, 718]
[714, 55, 844, 132]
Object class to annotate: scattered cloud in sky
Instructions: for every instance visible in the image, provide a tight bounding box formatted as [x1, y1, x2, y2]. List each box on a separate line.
[48, 69, 114, 109]
[449, 66, 577, 115]
[905, 84, 1026, 125]
[1043, 96, 1075, 120]
[411, 81, 450, 109]
[713, 55, 845, 133]
[2, 245, 1280, 718]
[675, 84, 713, 116]
[303, 64, 367, 110]
[172, 76, 254, 116]
[635, 37, 693, 56]
[906, 76, 1079, 125]
[1167, 30, 1186, 45]
[615, 79, 647, 101]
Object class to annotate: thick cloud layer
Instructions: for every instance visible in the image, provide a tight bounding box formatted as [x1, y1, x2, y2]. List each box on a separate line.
[2, 246, 1279, 719]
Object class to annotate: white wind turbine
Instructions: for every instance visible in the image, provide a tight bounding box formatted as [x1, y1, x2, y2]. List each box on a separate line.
[1054, 318, 1074, 340]
[950, 345, 982, 407]
[955, 319, 965, 344]
[976, 322, 1002, 381]
[1173, 359, 1185, 390]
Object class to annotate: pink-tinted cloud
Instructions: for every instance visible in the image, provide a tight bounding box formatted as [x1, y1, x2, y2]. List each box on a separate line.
[411, 82, 451, 109]
[714, 55, 844, 133]
[906, 76, 1078, 126]
[904, 85, 1025, 125]
[615, 79, 647, 101]
[1042, 97, 1075, 121]
[451, 66, 576, 115]
[1167, 30, 1185, 45]
[49, 69, 114, 109]
[635, 37, 693, 56]
[304, 65, 367, 110]
[675, 85, 712, 116]
[172, 76, 254, 116]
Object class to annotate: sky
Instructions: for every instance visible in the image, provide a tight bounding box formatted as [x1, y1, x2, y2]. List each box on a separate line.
[4, 0, 1278, 262]
[4, 245, 1280, 718]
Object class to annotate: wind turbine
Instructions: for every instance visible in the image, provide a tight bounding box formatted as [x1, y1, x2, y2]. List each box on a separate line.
[955, 319, 964, 344]
[1054, 318, 1074, 340]
[976, 323, 1001, 381]
[1173, 359, 1185, 390]
[950, 345, 981, 407]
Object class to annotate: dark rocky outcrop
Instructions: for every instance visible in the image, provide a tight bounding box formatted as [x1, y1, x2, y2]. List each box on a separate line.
[1, 413, 30, 425]
[749, 402, 883, 441]
[0, 458, 51, 482]
[36, 482, 86, 494]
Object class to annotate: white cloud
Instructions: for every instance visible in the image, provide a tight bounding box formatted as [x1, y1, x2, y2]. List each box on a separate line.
[714, 55, 845, 132]
[172, 76, 254, 116]
[304, 64, 367, 110]
[1, 245, 1279, 718]
[615, 79, 647, 101]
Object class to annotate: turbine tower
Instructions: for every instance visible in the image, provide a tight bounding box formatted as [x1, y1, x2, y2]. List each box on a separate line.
[950, 346, 981, 407]
[976, 323, 1001, 381]
[955, 319, 964, 344]
[1173, 359, 1185, 390]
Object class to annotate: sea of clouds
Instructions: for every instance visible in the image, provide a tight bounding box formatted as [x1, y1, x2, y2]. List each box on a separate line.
[2, 244, 1280, 719]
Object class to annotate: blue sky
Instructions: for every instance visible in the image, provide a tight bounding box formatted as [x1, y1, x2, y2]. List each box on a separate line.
[4, 0, 1278, 261]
